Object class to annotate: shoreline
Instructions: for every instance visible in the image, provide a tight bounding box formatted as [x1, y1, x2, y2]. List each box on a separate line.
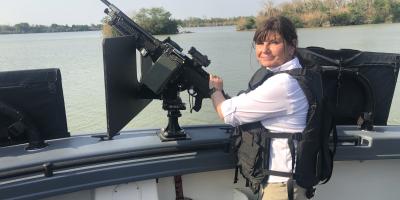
[1, 22, 399, 35]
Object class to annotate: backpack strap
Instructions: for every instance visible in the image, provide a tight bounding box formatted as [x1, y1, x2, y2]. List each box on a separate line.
[262, 132, 302, 200]
[322, 66, 375, 130]
[321, 117, 338, 184]
[263, 132, 302, 140]
[287, 136, 296, 200]
[238, 67, 275, 95]
[234, 166, 239, 184]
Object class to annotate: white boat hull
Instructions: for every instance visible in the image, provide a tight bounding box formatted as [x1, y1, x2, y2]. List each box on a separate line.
[42, 159, 400, 200]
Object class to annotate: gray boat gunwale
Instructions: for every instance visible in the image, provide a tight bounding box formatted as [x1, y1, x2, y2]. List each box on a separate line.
[1, 125, 400, 200]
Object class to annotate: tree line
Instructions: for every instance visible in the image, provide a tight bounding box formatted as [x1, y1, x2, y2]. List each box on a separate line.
[176, 17, 240, 27]
[4, 0, 400, 35]
[0, 23, 102, 34]
[107, 0, 400, 34]
[250, 0, 400, 29]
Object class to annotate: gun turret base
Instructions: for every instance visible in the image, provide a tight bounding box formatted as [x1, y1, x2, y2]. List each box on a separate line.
[25, 142, 48, 151]
[158, 130, 191, 142]
[158, 112, 191, 142]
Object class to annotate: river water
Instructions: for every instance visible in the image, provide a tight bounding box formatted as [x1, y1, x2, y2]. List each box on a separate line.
[0, 24, 399, 134]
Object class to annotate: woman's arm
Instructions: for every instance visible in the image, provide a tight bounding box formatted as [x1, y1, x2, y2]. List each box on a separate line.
[209, 74, 226, 120]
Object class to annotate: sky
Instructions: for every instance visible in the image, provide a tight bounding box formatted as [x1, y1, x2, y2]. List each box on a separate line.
[0, 0, 287, 26]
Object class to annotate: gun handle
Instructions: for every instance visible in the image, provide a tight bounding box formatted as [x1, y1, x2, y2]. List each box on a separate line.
[183, 67, 210, 98]
[193, 96, 203, 112]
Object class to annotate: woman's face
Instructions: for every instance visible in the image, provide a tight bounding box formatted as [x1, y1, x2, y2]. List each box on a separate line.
[255, 32, 295, 68]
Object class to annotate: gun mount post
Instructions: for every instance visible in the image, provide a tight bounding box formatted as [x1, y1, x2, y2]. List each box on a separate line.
[158, 87, 190, 141]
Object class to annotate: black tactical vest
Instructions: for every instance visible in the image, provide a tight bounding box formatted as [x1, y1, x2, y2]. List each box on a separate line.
[231, 67, 333, 199]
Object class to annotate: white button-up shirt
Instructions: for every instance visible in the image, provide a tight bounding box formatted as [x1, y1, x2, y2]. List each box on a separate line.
[221, 57, 308, 183]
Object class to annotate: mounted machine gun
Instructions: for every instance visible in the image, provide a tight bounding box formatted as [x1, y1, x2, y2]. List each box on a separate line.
[101, 0, 212, 141]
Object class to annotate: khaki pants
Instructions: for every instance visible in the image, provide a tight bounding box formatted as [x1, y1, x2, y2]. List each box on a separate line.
[261, 182, 308, 200]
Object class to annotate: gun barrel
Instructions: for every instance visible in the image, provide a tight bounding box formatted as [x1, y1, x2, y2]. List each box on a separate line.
[101, 0, 159, 49]
[100, 0, 111, 7]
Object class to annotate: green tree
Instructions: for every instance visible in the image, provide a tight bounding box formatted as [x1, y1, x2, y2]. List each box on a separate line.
[236, 17, 256, 30]
[133, 7, 178, 35]
[348, 0, 373, 24]
[177, 17, 238, 27]
[371, 0, 391, 23]
[329, 9, 352, 26]
[14, 23, 30, 33]
[280, 2, 304, 27]
[392, 1, 400, 22]
[182, 17, 203, 27]
[0, 25, 15, 34]
[304, 0, 329, 12]
[256, 1, 282, 28]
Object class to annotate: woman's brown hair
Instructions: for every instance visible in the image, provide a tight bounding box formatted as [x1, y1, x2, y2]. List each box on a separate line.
[253, 16, 298, 48]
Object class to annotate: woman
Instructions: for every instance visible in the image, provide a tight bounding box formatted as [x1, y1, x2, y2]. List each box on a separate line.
[209, 16, 309, 200]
